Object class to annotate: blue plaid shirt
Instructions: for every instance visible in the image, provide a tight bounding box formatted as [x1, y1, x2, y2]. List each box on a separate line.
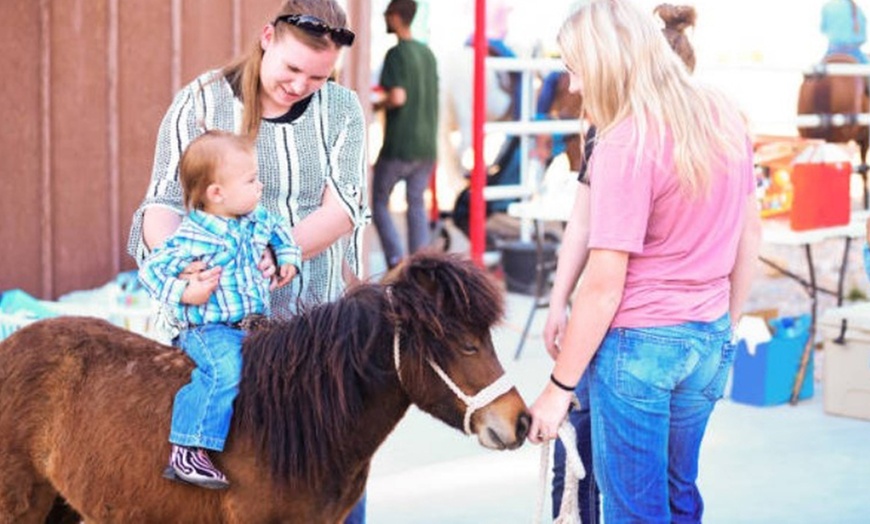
[139, 205, 301, 327]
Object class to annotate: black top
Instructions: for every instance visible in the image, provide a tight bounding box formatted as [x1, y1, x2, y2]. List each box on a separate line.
[264, 94, 314, 124]
[577, 126, 597, 185]
[227, 71, 315, 124]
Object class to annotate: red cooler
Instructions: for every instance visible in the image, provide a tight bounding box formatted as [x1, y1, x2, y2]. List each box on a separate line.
[789, 143, 852, 231]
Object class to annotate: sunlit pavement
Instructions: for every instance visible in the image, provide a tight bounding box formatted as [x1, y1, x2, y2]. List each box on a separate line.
[365, 291, 870, 524]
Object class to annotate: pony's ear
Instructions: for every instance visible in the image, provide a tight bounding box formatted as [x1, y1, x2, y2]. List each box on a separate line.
[397, 253, 476, 314]
[407, 263, 440, 297]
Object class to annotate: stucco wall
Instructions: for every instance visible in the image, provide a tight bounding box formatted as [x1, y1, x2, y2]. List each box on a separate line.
[0, 0, 371, 299]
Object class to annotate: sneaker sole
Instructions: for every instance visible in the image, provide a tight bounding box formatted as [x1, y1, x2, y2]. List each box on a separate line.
[162, 466, 230, 490]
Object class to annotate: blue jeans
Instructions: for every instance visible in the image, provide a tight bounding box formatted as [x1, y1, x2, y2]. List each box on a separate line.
[589, 315, 735, 524]
[171, 325, 366, 522]
[826, 45, 869, 64]
[372, 158, 435, 268]
[552, 375, 600, 523]
[344, 493, 365, 524]
[170, 324, 244, 451]
[863, 243, 870, 282]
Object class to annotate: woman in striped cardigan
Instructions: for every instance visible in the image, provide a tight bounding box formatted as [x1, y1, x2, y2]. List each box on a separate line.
[128, 0, 368, 321]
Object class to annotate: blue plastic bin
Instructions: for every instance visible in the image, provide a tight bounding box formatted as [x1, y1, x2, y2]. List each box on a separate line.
[0, 289, 61, 342]
[731, 314, 814, 406]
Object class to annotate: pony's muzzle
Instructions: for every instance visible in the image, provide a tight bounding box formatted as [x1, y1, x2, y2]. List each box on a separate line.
[474, 394, 530, 450]
[486, 411, 530, 450]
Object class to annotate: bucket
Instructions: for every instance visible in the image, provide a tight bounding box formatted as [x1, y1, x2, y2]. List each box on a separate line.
[499, 240, 558, 296]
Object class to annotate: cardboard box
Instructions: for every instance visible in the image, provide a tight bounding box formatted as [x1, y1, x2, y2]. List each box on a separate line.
[819, 304, 870, 421]
[753, 137, 827, 219]
[732, 315, 813, 406]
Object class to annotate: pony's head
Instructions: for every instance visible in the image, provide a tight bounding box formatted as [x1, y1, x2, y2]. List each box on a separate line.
[235, 252, 528, 487]
[382, 251, 530, 450]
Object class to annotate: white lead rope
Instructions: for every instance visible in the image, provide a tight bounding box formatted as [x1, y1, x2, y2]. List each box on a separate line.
[428, 360, 514, 435]
[387, 299, 585, 522]
[533, 415, 586, 524]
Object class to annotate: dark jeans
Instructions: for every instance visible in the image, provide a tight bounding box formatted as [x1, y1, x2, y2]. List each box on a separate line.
[372, 158, 435, 268]
[552, 375, 600, 522]
[344, 493, 365, 524]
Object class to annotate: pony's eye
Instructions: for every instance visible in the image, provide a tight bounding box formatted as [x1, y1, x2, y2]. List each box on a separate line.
[460, 343, 478, 356]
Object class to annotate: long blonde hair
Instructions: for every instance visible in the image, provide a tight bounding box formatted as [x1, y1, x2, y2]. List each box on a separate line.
[222, 0, 349, 138]
[559, 0, 747, 197]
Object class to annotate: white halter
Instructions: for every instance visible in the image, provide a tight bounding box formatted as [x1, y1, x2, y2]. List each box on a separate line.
[391, 321, 514, 436]
[385, 285, 514, 435]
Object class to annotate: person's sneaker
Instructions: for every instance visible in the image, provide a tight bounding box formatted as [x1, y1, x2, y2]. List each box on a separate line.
[162, 445, 230, 490]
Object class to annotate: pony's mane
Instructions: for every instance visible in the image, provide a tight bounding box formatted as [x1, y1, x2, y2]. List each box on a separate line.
[232, 252, 505, 485]
[233, 283, 390, 485]
[381, 252, 505, 370]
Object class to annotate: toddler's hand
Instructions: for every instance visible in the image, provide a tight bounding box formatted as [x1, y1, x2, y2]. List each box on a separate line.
[273, 264, 298, 289]
[180, 266, 221, 305]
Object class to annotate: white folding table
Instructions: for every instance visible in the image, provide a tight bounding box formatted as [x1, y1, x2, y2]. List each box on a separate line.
[759, 211, 869, 403]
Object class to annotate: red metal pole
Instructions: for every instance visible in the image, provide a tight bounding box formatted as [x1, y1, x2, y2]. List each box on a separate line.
[428, 164, 439, 223]
[470, 0, 487, 266]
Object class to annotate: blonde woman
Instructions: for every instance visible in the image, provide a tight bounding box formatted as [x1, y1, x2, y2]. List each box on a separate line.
[543, 6, 702, 521]
[528, 1, 761, 522]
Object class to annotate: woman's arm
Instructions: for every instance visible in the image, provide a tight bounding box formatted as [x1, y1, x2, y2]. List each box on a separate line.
[729, 195, 762, 325]
[317, 86, 369, 272]
[553, 248, 627, 386]
[543, 183, 591, 358]
[291, 187, 354, 260]
[142, 207, 183, 252]
[128, 78, 205, 263]
[529, 248, 628, 443]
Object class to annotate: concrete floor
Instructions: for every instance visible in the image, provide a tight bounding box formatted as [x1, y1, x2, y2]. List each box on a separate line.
[362, 221, 870, 523]
[364, 291, 870, 523]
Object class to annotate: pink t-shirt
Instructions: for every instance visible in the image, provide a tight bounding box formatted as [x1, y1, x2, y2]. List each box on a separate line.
[587, 115, 754, 328]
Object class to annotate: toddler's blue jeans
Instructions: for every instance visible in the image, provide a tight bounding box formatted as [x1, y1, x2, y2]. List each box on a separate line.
[170, 323, 244, 451]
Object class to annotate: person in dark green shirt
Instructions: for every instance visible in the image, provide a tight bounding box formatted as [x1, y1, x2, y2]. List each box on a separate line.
[372, 0, 439, 270]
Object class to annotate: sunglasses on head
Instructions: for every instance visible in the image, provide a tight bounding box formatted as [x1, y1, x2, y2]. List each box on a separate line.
[273, 14, 355, 47]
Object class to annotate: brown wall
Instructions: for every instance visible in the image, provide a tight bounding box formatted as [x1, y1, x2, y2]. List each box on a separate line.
[0, 0, 371, 300]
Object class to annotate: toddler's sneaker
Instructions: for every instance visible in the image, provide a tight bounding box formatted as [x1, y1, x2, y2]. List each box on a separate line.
[162, 445, 230, 490]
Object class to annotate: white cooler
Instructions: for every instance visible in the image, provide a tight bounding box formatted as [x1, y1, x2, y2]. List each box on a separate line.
[819, 303, 870, 421]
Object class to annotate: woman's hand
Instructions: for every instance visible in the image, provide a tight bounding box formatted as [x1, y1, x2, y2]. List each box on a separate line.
[258, 249, 278, 289]
[527, 382, 573, 445]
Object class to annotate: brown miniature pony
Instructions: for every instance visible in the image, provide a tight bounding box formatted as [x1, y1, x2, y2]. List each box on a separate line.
[0, 252, 530, 524]
[797, 54, 870, 206]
